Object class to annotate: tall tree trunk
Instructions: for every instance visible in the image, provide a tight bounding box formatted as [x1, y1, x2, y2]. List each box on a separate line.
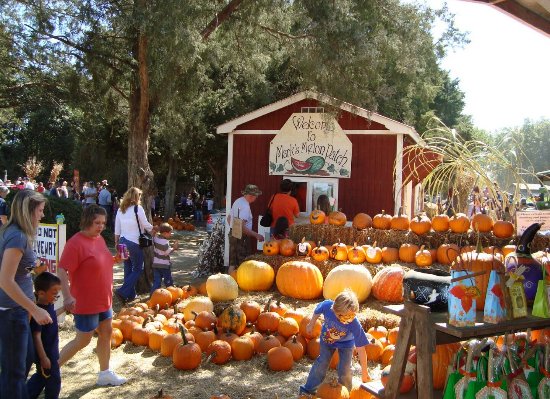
[164, 154, 178, 221]
[129, 18, 154, 294]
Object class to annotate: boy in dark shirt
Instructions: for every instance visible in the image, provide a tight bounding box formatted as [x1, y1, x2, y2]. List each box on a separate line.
[27, 272, 63, 399]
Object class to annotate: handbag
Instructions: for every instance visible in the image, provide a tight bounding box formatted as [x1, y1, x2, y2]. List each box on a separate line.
[134, 205, 153, 248]
[259, 194, 276, 228]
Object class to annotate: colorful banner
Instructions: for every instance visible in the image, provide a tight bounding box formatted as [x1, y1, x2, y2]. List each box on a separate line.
[269, 113, 352, 178]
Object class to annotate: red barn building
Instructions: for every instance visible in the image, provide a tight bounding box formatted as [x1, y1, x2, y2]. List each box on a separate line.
[217, 91, 433, 262]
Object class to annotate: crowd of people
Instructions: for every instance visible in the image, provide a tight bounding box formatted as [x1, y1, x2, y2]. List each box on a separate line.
[175, 189, 214, 222]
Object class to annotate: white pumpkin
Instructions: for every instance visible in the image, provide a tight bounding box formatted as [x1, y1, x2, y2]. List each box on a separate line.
[183, 296, 214, 321]
[322, 264, 373, 303]
[206, 273, 239, 302]
[236, 260, 275, 291]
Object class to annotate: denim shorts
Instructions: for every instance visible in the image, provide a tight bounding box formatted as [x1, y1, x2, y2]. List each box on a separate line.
[73, 309, 113, 332]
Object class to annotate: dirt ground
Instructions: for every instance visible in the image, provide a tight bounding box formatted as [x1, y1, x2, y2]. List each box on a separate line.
[53, 227, 391, 399]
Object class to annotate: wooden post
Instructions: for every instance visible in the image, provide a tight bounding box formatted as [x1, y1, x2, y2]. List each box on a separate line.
[413, 303, 436, 399]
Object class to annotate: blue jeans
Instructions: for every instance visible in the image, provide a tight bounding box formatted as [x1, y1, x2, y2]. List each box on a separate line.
[26, 356, 60, 399]
[194, 209, 203, 222]
[0, 307, 34, 399]
[151, 268, 173, 293]
[300, 344, 353, 395]
[116, 237, 144, 301]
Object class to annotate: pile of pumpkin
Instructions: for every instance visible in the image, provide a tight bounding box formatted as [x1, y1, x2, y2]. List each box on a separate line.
[309, 208, 515, 239]
[152, 215, 196, 231]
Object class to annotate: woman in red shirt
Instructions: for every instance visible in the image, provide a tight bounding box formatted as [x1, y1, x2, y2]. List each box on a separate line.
[58, 205, 126, 387]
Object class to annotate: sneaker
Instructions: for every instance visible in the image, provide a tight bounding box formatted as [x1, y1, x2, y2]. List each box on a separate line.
[97, 370, 127, 386]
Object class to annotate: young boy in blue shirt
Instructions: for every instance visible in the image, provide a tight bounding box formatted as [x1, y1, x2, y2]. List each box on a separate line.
[27, 272, 63, 399]
[300, 289, 371, 396]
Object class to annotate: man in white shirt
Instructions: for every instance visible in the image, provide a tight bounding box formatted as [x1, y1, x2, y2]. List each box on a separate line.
[98, 180, 112, 227]
[227, 184, 265, 274]
[83, 180, 98, 207]
[23, 177, 35, 190]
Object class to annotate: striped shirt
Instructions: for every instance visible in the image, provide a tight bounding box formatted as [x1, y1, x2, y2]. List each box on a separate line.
[152, 236, 173, 270]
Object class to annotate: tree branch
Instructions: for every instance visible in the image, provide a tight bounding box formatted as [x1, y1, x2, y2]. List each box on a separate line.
[24, 24, 135, 70]
[201, 0, 246, 40]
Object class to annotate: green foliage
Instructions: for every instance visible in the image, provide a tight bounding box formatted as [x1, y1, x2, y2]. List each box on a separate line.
[4, 191, 82, 239]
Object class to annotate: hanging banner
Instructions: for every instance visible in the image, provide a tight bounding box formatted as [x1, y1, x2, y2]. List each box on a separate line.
[269, 113, 352, 178]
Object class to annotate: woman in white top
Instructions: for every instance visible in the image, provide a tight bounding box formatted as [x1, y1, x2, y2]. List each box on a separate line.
[114, 187, 153, 302]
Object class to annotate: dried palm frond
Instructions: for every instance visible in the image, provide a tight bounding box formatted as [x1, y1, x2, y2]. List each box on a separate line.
[20, 157, 43, 181]
[49, 161, 63, 183]
[397, 119, 539, 217]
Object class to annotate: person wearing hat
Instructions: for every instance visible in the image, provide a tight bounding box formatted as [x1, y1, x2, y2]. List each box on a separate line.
[227, 184, 265, 274]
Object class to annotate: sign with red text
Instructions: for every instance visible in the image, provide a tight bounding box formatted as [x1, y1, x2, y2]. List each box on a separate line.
[269, 113, 352, 178]
[33, 223, 66, 274]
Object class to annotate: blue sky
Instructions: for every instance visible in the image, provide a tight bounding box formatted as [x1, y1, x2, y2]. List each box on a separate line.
[422, 0, 550, 132]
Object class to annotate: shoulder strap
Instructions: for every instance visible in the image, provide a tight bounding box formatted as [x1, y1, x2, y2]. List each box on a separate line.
[134, 205, 143, 234]
[267, 194, 276, 210]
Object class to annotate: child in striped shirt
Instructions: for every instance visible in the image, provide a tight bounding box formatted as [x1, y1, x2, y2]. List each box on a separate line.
[151, 223, 179, 293]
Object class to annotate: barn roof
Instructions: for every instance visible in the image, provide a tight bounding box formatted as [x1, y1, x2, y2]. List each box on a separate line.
[216, 91, 423, 144]
[467, 0, 550, 37]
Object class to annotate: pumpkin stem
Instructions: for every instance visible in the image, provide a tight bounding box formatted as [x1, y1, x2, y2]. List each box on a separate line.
[154, 304, 160, 315]
[179, 325, 189, 345]
[156, 388, 163, 398]
[264, 298, 273, 312]
[475, 229, 483, 254]
[212, 323, 218, 335]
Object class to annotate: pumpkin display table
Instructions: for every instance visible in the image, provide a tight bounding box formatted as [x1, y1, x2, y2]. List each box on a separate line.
[362, 301, 550, 399]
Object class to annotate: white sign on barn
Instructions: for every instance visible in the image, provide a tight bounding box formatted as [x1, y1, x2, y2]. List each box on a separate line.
[269, 113, 352, 178]
[515, 211, 550, 236]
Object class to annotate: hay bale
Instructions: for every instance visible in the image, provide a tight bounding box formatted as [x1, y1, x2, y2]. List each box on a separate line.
[289, 224, 550, 252]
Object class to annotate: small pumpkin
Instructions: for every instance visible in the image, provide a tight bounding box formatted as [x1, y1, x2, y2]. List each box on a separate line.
[399, 243, 419, 263]
[364, 242, 382, 264]
[317, 378, 350, 399]
[149, 288, 173, 309]
[311, 243, 330, 262]
[380, 364, 414, 393]
[471, 213, 493, 233]
[218, 305, 247, 335]
[172, 326, 201, 370]
[352, 213, 372, 229]
[410, 214, 432, 235]
[279, 239, 296, 256]
[415, 245, 433, 268]
[372, 210, 392, 230]
[111, 327, 123, 348]
[257, 333, 281, 354]
[296, 237, 313, 257]
[240, 300, 261, 323]
[267, 346, 294, 371]
[278, 317, 300, 338]
[310, 209, 326, 225]
[493, 220, 514, 238]
[347, 243, 366, 264]
[449, 212, 470, 233]
[231, 336, 255, 361]
[284, 335, 305, 361]
[364, 337, 384, 362]
[330, 241, 349, 261]
[328, 211, 347, 226]
[437, 243, 460, 265]
[205, 340, 232, 365]
[381, 247, 399, 264]
[431, 214, 450, 232]
[262, 240, 280, 256]
[390, 207, 410, 231]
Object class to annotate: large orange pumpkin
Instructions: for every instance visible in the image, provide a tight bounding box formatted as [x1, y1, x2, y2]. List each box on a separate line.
[408, 343, 461, 389]
[236, 260, 275, 291]
[372, 210, 392, 230]
[276, 261, 323, 300]
[371, 267, 404, 303]
[380, 364, 414, 394]
[328, 211, 347, 226]
[352, 213, 372, 229]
